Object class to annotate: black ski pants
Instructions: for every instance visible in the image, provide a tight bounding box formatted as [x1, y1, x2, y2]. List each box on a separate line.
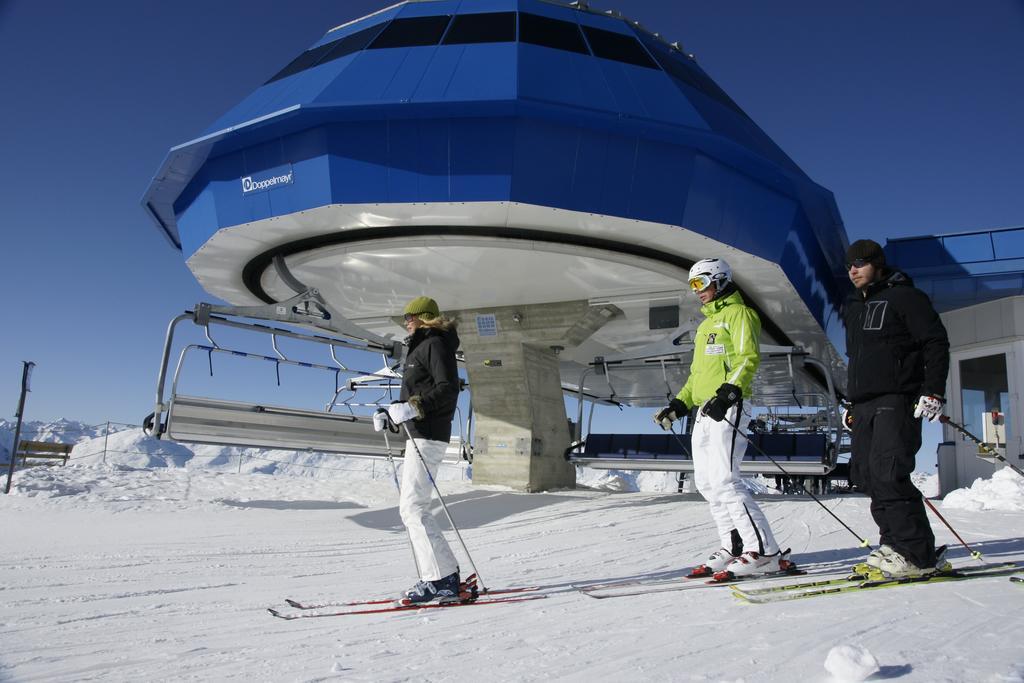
[850, 394, 936, 568]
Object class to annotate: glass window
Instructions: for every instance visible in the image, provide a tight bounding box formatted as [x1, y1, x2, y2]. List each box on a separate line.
[265, 42, 338, 84]
[368, 15, 452, 49]
[319, 23, 388, 65]
[442, 12, 516, 45]
[960, 353, 1012, 445]
[264, 23, 386, 84]
[519, 12, 588, 54]
[637, 33, 746, 117]
[649, 305, 679, 330]
[581, 25, 657, 69]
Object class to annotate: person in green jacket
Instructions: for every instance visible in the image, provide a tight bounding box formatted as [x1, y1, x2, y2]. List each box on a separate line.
[655, 258, 788, 579]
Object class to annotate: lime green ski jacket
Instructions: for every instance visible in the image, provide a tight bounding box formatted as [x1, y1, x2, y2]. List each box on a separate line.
[675, 289, 761, 408]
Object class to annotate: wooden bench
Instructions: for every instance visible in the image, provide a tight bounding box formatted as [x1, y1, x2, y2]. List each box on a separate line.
[1, 440, 73, 468]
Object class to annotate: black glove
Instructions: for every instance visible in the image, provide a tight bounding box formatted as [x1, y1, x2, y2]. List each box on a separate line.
[654, 398, 688, 430]
[700, 383, 742, 422]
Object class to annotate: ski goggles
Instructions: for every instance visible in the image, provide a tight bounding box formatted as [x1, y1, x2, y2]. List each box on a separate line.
[688, 274, 713, 292]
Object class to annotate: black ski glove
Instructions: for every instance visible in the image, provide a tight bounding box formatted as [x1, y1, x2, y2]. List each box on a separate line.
[700, 383, 742, 422]
[654, 398, 688, 430]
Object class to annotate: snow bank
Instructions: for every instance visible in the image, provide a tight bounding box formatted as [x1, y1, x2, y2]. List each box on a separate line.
[912, 471, 939, 498]
[70, 428, 195, 468]
[575, 468, 678, 492]
[3, 460, 407, 511]
[575, 467, 781, 494]
[942, 468, 1024, 512]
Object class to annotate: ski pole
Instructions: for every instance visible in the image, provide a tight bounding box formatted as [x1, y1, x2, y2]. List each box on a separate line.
[922, 497, 983, 562]
[721, 412, 873, 550]
[376, 410, 424, 579]
[938, 415, 1024, 478]
[401, 422, 486, 593]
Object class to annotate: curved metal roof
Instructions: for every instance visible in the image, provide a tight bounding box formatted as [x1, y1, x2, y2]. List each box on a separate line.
[144, 0, 811, 249]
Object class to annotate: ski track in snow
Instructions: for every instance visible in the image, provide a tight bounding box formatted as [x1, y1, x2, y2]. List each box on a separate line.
[0, 462, 1022, 682]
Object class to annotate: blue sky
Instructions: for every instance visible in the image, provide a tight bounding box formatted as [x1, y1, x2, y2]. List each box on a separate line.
[1, 0, 1022, 451]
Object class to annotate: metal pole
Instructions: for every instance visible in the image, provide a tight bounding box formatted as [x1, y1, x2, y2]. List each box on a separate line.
[940, 415, 1024, 478]
[401, 423, 485, 592]
[922, 497, 983, 562]
[5, 361, 36, 495]
[102, 421, 110, 464]
[721, 411, 872, 549]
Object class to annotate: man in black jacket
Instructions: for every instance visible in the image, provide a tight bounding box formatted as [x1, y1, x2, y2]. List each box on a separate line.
[844, 239, 951, 578]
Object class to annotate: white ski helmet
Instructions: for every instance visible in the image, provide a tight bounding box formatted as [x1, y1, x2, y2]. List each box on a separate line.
[688, 258, 732, 294]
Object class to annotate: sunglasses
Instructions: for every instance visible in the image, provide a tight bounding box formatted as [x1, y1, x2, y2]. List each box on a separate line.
[403, 313, 420, 322]
[846, 258, 872, 269]
[688, 274, 713, 293]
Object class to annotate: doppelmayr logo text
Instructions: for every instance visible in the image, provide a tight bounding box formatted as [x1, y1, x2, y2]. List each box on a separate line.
[241, 167, 294, 194]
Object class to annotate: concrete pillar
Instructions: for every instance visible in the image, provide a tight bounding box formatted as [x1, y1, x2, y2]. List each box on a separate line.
[457, 301, 617, 492]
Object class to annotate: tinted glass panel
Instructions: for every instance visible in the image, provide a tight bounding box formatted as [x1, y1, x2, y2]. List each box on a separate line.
[368, 15, 452, 49]
[519, 12, 588, 54]
[264, 23, 387, 84]
[442, 11, 516, 45]
[265, 42, 337, 84]
[581, 25, 657, 69]
[642, 37, 746, 117]
[319, 23, 388, 65]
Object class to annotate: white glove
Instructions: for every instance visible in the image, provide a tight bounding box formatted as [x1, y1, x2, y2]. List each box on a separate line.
[913, 395, 944, 422]
[372, 409, 389, 432]
[387, 401, 419, 425]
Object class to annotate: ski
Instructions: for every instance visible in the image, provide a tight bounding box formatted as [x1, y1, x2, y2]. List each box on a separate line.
[282, 574, 539, 610]
[734, 561, 1021, 598]
[732, 562, 1024, 604]
[577, 561, 831, 598]
[268, 594, 546, 619]
[285, 584, 539, 610]
[578, 567, 832, 600]
[1011, 576, 1023, 584]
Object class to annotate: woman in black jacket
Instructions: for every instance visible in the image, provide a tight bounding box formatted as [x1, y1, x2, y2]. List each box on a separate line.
[385, 296, 462, 603]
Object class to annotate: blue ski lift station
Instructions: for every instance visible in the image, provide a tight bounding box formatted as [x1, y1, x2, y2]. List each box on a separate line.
[143, 0, 854, 491]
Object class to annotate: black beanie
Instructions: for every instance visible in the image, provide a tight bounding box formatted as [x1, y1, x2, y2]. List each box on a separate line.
[846, 239, 885, 265]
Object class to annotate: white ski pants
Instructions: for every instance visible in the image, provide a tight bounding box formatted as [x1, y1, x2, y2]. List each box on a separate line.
[399, 438, 459, 582]
[691, 403, 779, 555]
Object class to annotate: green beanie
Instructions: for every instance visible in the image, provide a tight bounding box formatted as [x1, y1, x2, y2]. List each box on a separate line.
[403, 296, 440, 321]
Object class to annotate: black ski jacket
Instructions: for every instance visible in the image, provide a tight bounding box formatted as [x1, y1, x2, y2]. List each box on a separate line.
[844, 269, 949, 403]
[400, 323, 461, 442]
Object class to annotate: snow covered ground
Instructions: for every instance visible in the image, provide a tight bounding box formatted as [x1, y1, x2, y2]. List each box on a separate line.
[2, 426, 1023, 682]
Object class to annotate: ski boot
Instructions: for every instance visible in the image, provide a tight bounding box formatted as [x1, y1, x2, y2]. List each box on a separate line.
[688, 547, 738, 578]
[713, 548, 796, 582]
[850, 544, 896, 579]
[855, 545, 951, 581]
[401, 571, 461, 605]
